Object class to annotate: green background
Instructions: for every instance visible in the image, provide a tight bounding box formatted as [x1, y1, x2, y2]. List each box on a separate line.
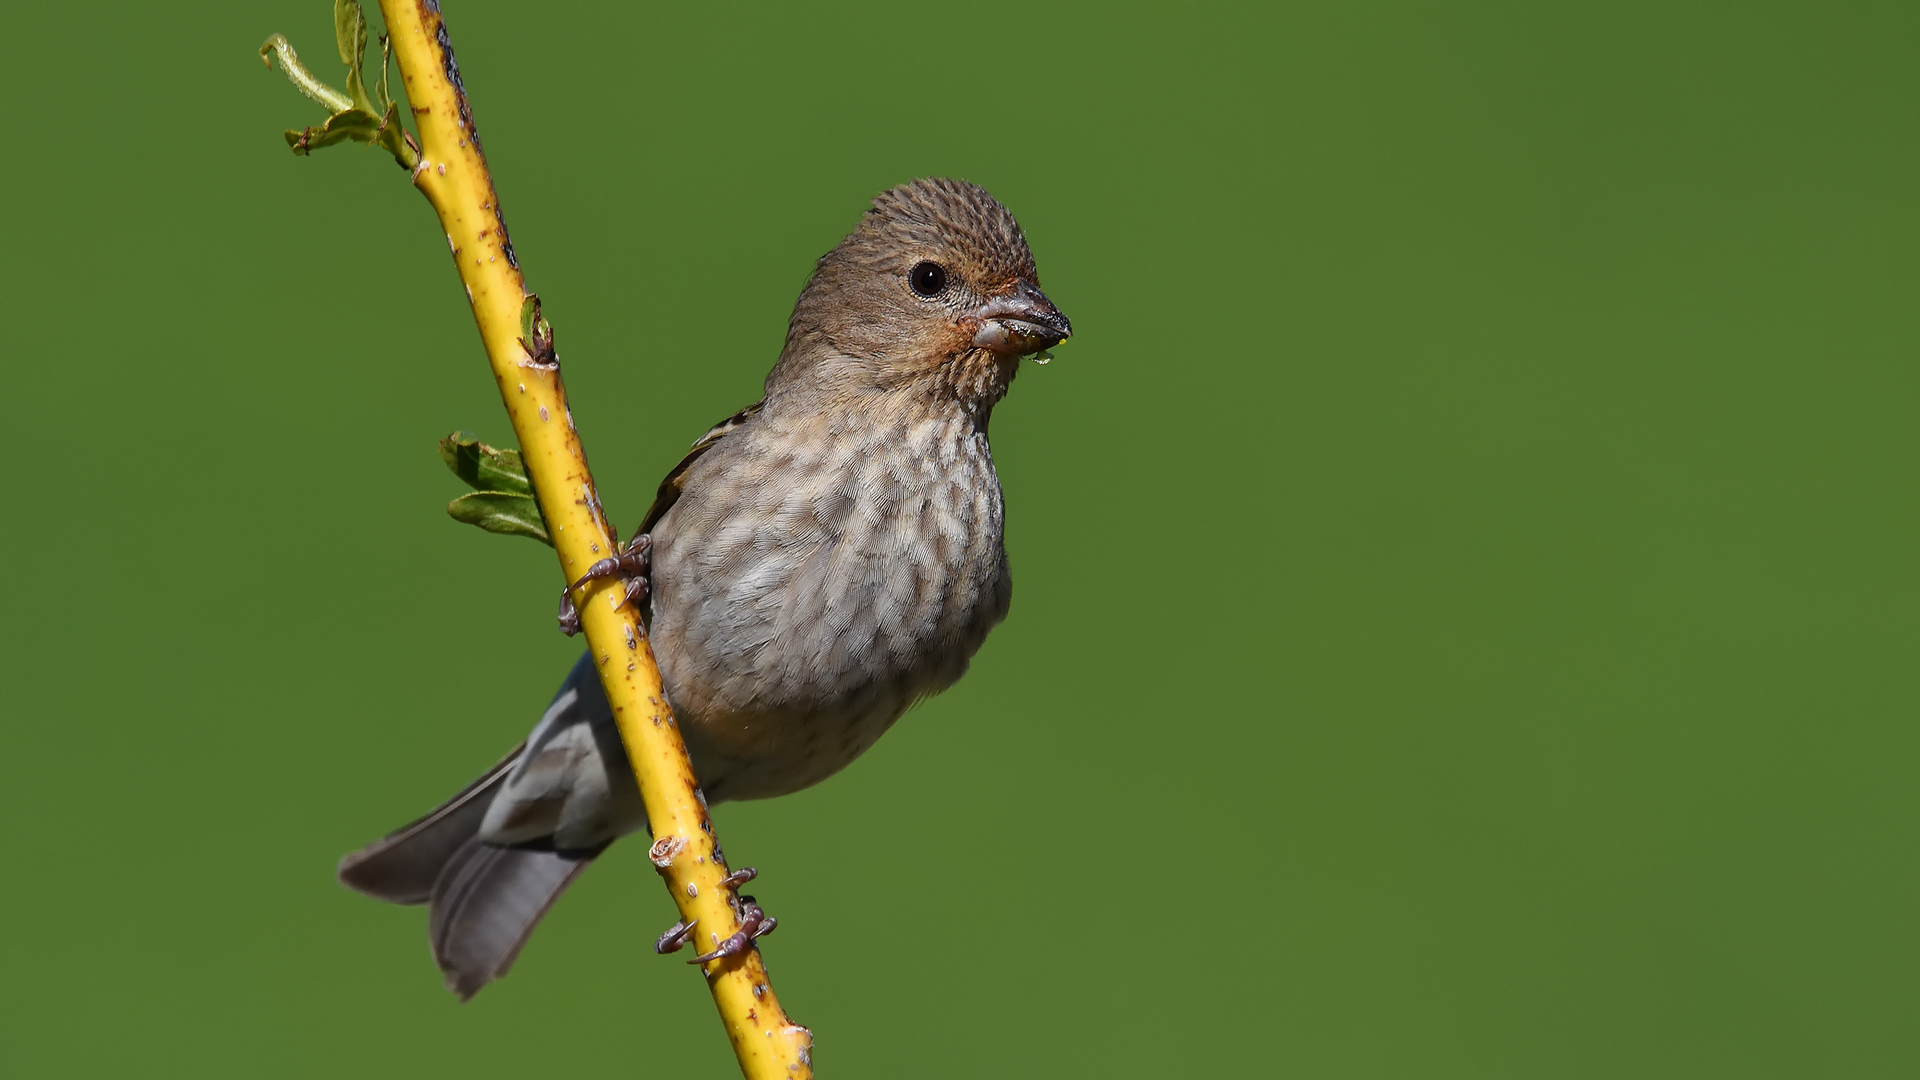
[2, 1, 1913, 1075]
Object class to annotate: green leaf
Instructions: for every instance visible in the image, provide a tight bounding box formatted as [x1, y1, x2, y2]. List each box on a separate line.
[327, 108, 380, 136]
[373, 101, 408, 164]
[374, 32, 394, 114]
[448, 492, 552, 546]
[263, 26, 415, 168]
[438, 432, 536, 497]
[284, 107, 383, 155]
[334, 0, 374, 114]
[517, 294, 558, 367]
[260, 34, 353, 114]
[332, 0, 361, 65]
[520, 296, 539, 343]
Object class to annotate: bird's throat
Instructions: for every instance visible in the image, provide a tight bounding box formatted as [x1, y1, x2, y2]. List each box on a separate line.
[935, 348, 1020, 428]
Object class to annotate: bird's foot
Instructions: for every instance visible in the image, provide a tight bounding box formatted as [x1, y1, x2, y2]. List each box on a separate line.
[558, 533, 652, 636]
[688, 866, 775, 965]
[689, 898, 776, 965]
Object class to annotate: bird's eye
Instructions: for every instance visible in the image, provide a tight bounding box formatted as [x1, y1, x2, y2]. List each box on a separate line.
[908, 261, 947, 298]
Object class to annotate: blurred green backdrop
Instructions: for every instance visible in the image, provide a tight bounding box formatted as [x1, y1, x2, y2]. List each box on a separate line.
[2, 1, 1914, 1076]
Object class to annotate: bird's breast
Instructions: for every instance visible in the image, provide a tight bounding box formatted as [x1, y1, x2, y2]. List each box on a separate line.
[644, 404, 1011, 801]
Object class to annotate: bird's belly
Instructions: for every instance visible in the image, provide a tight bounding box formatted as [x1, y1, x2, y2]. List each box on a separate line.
[646, 420, 1010, 802]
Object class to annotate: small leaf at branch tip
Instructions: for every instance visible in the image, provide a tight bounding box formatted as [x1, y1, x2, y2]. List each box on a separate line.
[334, 0, 373, 113]
[261, 30, 415, 168]
[374, 30, 394, 114]
[333, 0, 365, 67]
[260, 35, 354, 114]
[282, 107, 383, 156]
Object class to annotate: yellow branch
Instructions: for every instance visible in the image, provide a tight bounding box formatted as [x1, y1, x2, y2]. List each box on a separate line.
[376, 2, 812, 1074]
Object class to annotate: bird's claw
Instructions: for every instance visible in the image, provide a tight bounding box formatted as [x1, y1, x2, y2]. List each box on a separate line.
[654, 917, 698, 954]
[685, 866, 774, 965]
[558, 534, 652, 636]
[688, 897, 777, 965]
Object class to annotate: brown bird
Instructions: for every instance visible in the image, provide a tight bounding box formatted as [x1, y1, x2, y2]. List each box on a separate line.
[338, 178, 1071, 998]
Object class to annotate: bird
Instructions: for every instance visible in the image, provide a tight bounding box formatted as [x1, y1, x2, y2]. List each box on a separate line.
[337, 177, 1072, 999]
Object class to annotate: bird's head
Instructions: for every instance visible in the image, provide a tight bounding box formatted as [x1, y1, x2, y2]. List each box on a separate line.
[770, 178, 1071, 409]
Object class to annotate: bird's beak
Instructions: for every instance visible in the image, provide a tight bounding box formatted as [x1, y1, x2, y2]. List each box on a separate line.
[968, 280, 1072, 356]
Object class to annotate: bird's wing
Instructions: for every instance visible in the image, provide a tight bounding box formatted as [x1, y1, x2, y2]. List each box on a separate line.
[636, 399, 763, 537]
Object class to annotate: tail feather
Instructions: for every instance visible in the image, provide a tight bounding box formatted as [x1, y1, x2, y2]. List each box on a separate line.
[428, 840, 603, 1000]
[337, 740, 605, 998]
[337, 743, 525, 905]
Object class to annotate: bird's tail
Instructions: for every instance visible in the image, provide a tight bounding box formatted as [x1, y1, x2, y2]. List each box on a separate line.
[337, 746, 602, 1000]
